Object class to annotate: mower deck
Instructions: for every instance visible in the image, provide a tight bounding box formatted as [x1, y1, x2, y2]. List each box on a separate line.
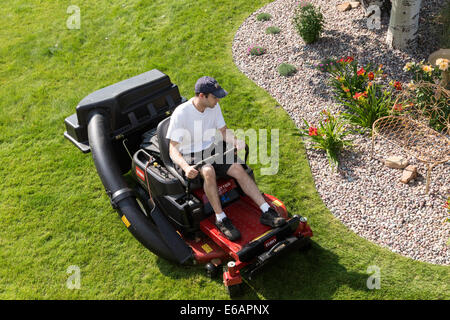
[186, 177, 311, 289]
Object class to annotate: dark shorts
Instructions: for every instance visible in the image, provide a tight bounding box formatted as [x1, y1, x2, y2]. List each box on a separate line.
[175, 141, 243, 180]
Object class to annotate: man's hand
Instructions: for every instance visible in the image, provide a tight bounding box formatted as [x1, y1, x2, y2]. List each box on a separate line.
[184, 165, 199, 179]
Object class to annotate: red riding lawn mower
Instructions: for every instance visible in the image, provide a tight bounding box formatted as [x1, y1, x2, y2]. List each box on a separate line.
[64, 70, 313, 297]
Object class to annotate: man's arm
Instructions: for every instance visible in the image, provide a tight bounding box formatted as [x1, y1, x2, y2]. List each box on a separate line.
[169, 140, 198, 179]
[218, 125, 245, 150]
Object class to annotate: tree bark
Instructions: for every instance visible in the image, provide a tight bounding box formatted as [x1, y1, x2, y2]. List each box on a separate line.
[386, 0, 422, 49]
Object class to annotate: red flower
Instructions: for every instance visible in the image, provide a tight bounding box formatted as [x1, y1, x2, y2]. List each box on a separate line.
[393, 104, 403, 111]
[394, 81, 402, 91]
[344, 56, 354, 63]
[368, 72, 375, 80]
[308, 127, 318, 136]
[444, 201, 449, 209]
[357, 67, 365, 76]
[337, 58, 344, 63]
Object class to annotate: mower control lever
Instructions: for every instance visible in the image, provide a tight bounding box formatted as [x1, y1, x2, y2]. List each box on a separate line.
[192, 147, 237, 170]
[185, 143, 249, 198]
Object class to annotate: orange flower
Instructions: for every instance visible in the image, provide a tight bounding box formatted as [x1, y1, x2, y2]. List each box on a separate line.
[341, 85, 350, 92]
[344, 56, 354, 63]
[368, 72, 374, 80]
[353, 91, 367, 100]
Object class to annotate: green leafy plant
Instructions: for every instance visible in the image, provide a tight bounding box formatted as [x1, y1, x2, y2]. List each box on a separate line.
[316, 58, 338, 73]
[265, 26, 281, 34]
[403, 60, 442, 83]
[299, 110, 353, 170]
[327, 56, 381, 105]
[402, 61, 448, 132]
[341, 82, 394, 130]
[278, 63, 297, 76]
[257, 12, 272, 21]
[247, 45, 266, 56]
[292, 2, 324, 44]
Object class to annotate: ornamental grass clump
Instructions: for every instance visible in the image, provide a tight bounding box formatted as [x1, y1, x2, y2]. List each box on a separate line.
[257, 13, 272, 21]
[327, 56, 381, 104]
[278, 63, 297, 76]
[265, 26, 281, 34]
[247, 45, 266, 56]
[299, 110, 353, 170]
[292, 2, 324, 44]
[341, 81, 394, 130]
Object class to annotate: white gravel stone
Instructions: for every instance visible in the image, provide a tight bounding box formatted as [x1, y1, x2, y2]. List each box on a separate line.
[232, 0, 450, 265]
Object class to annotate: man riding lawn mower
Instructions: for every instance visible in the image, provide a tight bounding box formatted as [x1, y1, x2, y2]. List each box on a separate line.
[64, 70, 313, 297]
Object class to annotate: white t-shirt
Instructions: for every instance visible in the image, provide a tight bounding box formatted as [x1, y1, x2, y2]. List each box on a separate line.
[166, 98, 226, 154]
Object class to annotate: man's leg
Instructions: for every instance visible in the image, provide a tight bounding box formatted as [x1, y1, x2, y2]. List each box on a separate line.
[226, 163, 265, 206]
[200, 164, 240, 241]
[199, 164, 222, 214]
[226, 163, 286, 227]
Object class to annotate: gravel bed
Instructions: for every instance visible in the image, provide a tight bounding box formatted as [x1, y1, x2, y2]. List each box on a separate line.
[232, 0, 450, 265]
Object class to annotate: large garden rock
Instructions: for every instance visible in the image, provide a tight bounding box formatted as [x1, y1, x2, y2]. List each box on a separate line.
[337, 2, 352, 12]
[400, 165, 418, 184]
[384, 156, 409, 169]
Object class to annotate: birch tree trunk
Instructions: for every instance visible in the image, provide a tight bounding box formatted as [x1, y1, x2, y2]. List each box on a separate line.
[386, 0, 422, 49]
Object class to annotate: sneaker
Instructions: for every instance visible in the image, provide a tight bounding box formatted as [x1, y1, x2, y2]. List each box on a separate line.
[215, 217, 241, 241]
[260, 207, 286, 227]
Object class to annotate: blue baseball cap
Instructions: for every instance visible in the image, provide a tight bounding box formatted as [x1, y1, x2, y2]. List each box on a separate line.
[195, 76, 228, 98]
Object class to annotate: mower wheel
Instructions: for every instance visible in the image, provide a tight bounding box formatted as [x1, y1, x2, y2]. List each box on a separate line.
[226, 283, 242, 298]
[205, 263, 219, 278]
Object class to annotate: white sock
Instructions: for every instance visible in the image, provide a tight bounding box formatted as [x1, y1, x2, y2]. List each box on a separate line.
[216, 212, 227, 222]
[260, 202, 270, 213]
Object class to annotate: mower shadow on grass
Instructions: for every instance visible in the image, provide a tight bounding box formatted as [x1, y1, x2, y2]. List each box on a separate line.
[242, 241, 371, 300]
[154, 240, 371, 299]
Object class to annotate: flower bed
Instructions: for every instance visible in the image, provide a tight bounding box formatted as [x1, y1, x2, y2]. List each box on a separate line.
[233, 0, 449, 265]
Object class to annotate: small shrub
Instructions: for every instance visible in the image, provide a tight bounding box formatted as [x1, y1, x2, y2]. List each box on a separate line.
[247, 45, 266, 56]
[265, 26, 281, 34]
[278, 63, 297, 76]
[292, 2, 324, 44]
[299, 110, 353, 170]
[257, 13, 272, 21]
[316, 58, 338, 73]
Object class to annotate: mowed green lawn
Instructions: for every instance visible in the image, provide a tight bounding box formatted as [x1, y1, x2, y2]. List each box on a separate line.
[0, 0, 448, 299]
